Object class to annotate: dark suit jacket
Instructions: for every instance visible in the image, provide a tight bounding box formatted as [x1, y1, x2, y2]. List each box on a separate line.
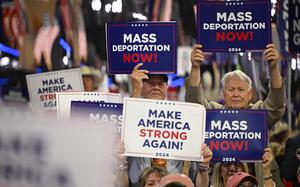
[283, 135, 300, 187]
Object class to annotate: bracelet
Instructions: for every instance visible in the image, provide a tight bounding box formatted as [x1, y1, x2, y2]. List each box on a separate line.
[197, 162, 209, 172]
[264, 175, 272, 180]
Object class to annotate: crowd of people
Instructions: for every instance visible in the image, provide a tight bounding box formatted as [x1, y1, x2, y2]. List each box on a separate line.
[1, 1, 299, 187]
[108, 44, 300, 187]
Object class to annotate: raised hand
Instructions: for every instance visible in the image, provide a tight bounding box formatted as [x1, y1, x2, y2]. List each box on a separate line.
[190, 44, 205, 69]
[201, 143, 213, 164]
[130, 63, 149, 97]
[263, 44, 280, 70]
[262, 148, 274, 176]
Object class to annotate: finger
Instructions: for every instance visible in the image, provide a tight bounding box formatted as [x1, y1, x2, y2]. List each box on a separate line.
[193, 54, 204, 61]
[264, 53, 277, 62]
[204, 149, 212, 157]
[138, 69, 149, 73]
[204, 152, 213, 161]
[137, 74, 149, 81]
[202, 143, 207, 149]
[264, 53, 275, 60]
[201, 144, 205, 151]
[266, 44, 275, 49]
[264, 51, 277, 59]
[263, 48, 274, 56]
[194, 51, 204, 57]
[194, 57, 205, 62]
[133, 63, 144, 72]
[265, 57, 277, 63]
[193, 49, 204, 56]
[193, 44, 203, 50]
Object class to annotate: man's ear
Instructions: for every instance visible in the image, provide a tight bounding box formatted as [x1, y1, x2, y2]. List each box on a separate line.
[249, 88, 254, 100]
[222, 89, 226, 99]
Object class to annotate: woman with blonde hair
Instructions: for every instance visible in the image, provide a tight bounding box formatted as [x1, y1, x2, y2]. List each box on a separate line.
[211, 162, 249, 187]
[138, 166, 169, 187]
[211, 148, 277, 187]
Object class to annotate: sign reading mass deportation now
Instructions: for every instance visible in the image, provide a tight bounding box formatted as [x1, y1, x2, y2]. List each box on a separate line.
[197, 0, 271, 52]
[106, 22, 177, 74]
[122, 98, 206, 161]
[70, 101, 123, 135]
[205, 109, 267, 162]
[26, 69, 83, 111]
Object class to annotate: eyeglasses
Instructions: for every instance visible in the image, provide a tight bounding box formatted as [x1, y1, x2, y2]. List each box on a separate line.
[221, 162, 244, 170]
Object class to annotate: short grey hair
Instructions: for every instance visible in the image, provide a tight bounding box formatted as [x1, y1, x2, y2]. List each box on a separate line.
[221, 70, 252, 90]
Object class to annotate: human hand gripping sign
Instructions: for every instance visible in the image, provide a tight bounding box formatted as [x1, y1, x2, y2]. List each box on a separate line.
[130, 63, 149, 98]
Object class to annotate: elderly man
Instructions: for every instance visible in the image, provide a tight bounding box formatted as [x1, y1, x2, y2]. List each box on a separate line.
[118, 63, 212, 187]
[186, 44, 285, 129]
[185, 44, 285, 186]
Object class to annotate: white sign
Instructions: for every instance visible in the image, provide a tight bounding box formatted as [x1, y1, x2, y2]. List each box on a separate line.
[26, 68, 84, 111]
[0, 120, 116, 187]
[57, 92, 121, 120]
[122, 97, 206, 161]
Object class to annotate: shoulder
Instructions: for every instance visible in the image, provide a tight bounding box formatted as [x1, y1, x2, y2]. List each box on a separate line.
[208, 101, 224, 109]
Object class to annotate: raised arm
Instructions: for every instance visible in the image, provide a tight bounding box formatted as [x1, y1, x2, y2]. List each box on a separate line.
[263, 44, 282, 88]
[195, 144, 212, 187]
[185, 45, 222, 108]
[258, 44, 285, 128]
[189, 44, 204, 86]
[262, 148, 276, 187]
[130, 63, 149, 98]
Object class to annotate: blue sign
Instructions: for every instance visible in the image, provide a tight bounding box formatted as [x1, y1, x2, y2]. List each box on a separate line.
[289, 0, 300, 53]
[205, 109, 267, 162]
[70, 101, 123, 135]
[277, 0, 289, 56]
[197, 0, 271, 52]
[106, 22, 177, 74]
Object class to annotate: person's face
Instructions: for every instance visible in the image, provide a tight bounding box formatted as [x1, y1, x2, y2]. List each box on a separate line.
[141, 76, 167, 100]
[144, 172, 161, 187]
[83, 76, 95, 91]
[221, 162, 244, 185]
[223, 76, 252, 109]
[238, 180, 257, 187]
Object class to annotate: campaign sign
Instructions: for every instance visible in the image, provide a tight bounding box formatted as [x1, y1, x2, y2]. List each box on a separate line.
[277, 0, 289, 56]
[205, 109, 267, 162]
[70, 101, 123, 135]
[289, 0, 300, 53]
[122, 97, 206, 161]
[106, 22, 177, 74]
[197, 0, 271, 52]
[57, 92, 121, 120]
[26, 68, 83, 111]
